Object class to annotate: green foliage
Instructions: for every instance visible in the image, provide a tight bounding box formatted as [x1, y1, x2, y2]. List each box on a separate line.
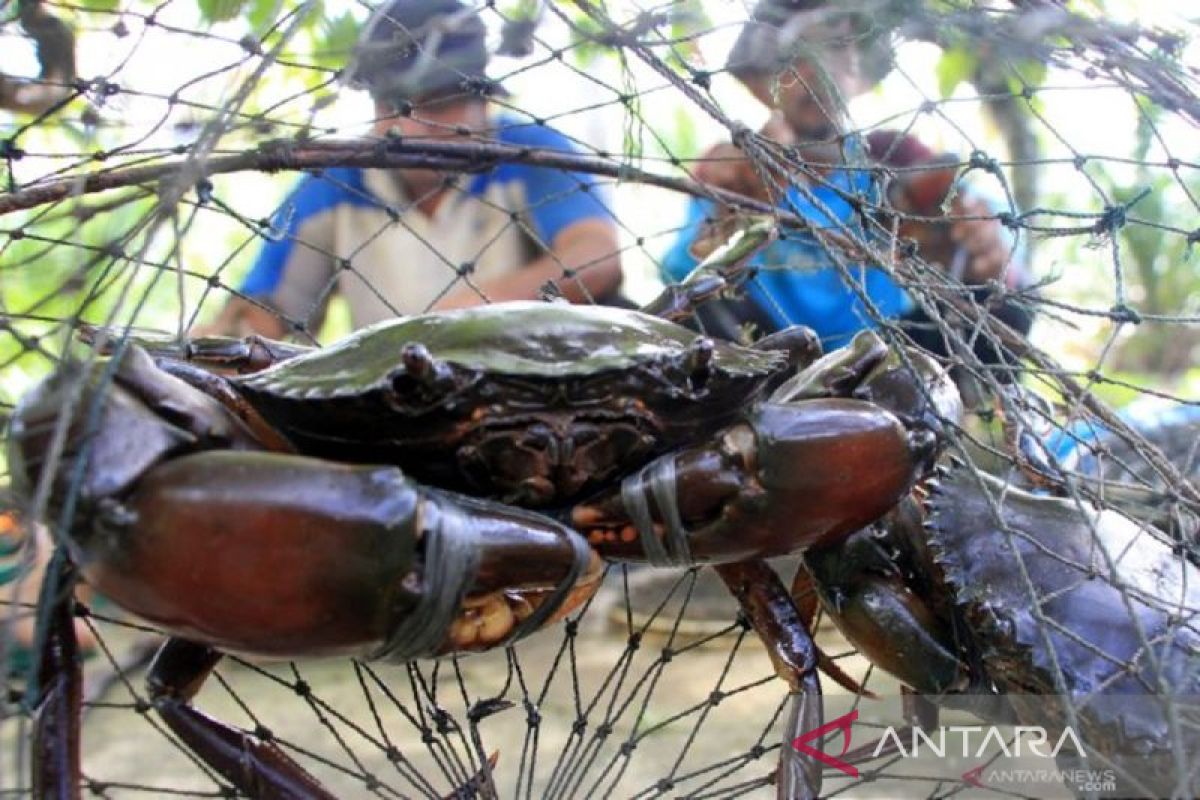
[197, 0, 248, 24]
[314, 11, 359, 70]
[669, 106, 698, 162]
[665, 0, 711, 73]
[246, 0, 284, 35]
[0, 192, 164, 405]
[935, 47, 977, 97]
[1042, 103, 1200, 380]
[567, 15, 611, 69]
[82, 0, 122, 13]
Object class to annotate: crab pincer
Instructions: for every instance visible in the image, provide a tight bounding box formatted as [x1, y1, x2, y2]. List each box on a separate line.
[9, 345, 602, 799]
[570, 331, 960, 565]
[570, 330, 960, 797]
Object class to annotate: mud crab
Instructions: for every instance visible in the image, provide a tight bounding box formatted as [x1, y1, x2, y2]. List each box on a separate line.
[7, 226, 961, 799]
[801, 460, 1200, 796]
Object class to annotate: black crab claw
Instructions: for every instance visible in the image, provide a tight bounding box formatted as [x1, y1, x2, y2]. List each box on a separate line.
[773, 330, 963, 466]
[771, 329, 889, 402]
[754, 325, 823, 373]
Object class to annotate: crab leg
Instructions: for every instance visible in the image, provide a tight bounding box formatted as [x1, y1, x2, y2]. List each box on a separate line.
[78, 324, 312, 374]
[640, 216, 775, 323]
[148, 639, 500, 800]
[30, 553, 82, 800]
[801, 516, 964, 696]
[147, 638, 337, 800]
[716, 560, 823, 800]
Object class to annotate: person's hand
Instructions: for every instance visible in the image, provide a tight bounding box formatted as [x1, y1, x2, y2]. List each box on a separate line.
[694, 141, 767, 200]
[892, 171, 1015, 285]
[693, 115, 800, 201]
[2, 517, 98, 654]
[949, 196, 1013, 284]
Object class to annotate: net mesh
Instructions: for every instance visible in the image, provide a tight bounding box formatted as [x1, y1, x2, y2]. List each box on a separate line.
[1, 1, 1198, 797]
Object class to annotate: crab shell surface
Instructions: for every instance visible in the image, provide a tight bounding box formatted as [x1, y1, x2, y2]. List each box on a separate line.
[232, 302, 789, 505]
[925, 467, 1200, 795]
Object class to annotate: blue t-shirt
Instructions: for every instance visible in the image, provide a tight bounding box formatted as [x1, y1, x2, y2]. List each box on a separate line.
[1046, 398, 1200, 479]
[240, 115, 613, 325]
[661, 139, 912, 350]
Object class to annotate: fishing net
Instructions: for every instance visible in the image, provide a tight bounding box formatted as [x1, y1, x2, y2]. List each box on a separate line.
[1, 1, 1197, 797]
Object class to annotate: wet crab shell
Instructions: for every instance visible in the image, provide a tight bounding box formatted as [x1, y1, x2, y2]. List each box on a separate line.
[233, 302, 789, 505]
[923, 466, 1200, 787]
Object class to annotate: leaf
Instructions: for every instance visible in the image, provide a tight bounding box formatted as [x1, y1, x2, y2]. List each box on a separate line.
[566, 9, 612, 69]
[314, 11, 359, 69]
[1020, 58, 1047, 90]
[935, 48, 977, 98]
[668, 106, 697, 162]
[670, 0, 710, 36]
[82, 0, 122, 13]
[197, 0, 247, 24]
[246, 0, 282, 34]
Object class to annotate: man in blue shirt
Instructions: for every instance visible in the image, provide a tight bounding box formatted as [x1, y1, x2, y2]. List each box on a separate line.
[663, 1, 1030, 357]
[629, 0, 1035, 636]
[203, 0, 622, 337]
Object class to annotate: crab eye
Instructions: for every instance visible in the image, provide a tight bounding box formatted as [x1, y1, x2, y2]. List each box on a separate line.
[401, 343, 437, 382]
[683, 336, 714, 390]
[388, 343, 454, 408]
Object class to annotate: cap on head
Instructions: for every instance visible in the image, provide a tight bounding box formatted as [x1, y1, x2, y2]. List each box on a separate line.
[726, 0, 894, 88]
[346, 0, 502, 106]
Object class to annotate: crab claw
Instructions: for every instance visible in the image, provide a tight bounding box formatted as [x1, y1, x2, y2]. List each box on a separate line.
[570, 332, 960, 565]
[573, 404, 940, 564]
[776, 331, 962, 428]
[774, 330, 962, 472]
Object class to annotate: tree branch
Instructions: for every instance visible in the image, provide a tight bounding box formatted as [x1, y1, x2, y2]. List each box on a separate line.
[0, 136, 789, 218]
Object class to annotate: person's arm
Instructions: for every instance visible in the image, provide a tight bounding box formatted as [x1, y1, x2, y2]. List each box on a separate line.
[194, 174, 344, 338]
[432, 121, 624, 310]
[433, 217, 620, 309]
[948, 196, 1024, 287]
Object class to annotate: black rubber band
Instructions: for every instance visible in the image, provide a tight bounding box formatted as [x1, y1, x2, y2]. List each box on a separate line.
[375, 501, 479, 662]
[507, 524, 593, 644]
[622, 463, 671, 565]
[621, 456, 692, 566]
[648, 457, 693, 565]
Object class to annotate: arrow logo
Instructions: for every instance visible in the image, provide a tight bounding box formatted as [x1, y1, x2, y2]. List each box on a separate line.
[962, 764, 986, 788]
[791, 709, 860, 778]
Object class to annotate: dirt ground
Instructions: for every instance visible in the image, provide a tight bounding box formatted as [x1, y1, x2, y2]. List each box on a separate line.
[1, 566, 1064, 799]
